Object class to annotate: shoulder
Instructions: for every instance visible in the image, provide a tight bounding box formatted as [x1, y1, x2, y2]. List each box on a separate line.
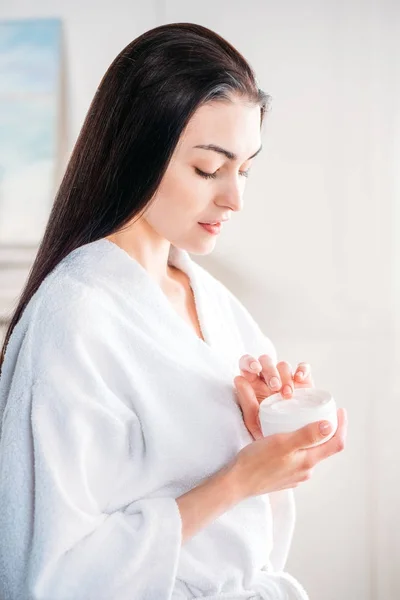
[34, 261, 119, 350]
[4, 244, 117, 377]
[24, 241, 117, 329]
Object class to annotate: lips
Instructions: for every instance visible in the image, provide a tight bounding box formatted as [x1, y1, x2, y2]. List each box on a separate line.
[199, 222, 222, 235]
[199, 218, 229, 225]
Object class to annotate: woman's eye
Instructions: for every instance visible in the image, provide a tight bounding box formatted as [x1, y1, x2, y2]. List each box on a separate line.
[195, 167, 217, 180]
[195, 167, 250, 180]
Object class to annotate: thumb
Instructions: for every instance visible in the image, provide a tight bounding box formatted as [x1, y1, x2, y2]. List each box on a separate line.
[285, 420, 333, 451]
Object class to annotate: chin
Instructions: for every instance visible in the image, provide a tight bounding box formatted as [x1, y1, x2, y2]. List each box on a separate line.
[175, 238, 217, 256]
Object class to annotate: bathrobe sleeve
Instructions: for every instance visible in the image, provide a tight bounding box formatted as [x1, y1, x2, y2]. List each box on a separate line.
[23, 302, 182, 600]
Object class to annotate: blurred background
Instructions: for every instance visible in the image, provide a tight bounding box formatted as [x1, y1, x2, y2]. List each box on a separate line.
[0, 1, 399, 599]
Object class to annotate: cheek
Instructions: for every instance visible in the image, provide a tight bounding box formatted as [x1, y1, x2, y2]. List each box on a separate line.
[160, 166, 189, 194]
[163, 164, 204, 199]
[143, 184, 195, 234]
[145, 196, 174, 228]
[153, 167, 210, 218]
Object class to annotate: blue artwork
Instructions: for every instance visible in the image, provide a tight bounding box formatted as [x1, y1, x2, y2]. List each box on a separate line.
[0, 18, 61, 245]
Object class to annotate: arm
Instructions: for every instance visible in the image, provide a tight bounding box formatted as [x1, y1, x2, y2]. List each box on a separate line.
[176, 463, 242, 543]
[176, 450, 309, 600]
[26, 380, 182, 600]
[0, 303, 185, 600]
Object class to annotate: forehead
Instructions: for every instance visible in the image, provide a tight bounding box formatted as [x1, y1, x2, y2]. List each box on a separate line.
[178, 98, 262, 159]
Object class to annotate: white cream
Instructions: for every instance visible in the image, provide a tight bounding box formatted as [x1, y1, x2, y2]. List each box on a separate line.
[259, 388, 338, 446]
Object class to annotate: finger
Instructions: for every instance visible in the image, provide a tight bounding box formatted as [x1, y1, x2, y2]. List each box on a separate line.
[294, 373, 315, 389]
[234, 375, 263, 440]
[306, 408, 347, 463]
[239, 356, 262, 385]
[239, 354, 262, 374]
[283, 418, 335, 453]
[276, 361, 293, 398]
[294, 362, 311, 383]
[258, 354, 281, 393]
[239, 372, 271, 404]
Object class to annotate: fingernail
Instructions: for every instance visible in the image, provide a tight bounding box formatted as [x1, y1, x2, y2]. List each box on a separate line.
[319, 421, 332, 436]
[269, 377, 281, 389]
[282, 385, 293, 397]
[250, 361, 259, 372]
[296, 371, 304, 380]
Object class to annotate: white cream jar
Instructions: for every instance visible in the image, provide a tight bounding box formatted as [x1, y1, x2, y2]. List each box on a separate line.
[259, 388, 338, 446]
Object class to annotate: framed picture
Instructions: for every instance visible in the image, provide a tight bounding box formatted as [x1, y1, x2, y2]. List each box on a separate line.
[0, 18, 63, 329]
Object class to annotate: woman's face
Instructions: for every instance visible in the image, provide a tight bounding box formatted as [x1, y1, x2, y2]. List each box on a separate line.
[143, 95, 263, 254]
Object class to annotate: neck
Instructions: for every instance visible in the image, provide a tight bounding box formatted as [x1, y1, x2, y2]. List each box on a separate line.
[105, 218, 178, 286]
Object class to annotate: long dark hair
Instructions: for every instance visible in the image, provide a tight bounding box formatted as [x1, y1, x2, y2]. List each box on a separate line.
[0, 22, 270, 370]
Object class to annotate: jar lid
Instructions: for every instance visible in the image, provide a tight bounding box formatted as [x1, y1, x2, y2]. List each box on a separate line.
[259, 388, 335, 422]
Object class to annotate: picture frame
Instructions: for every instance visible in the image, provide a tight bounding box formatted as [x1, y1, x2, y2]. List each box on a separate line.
[0, 18, 63, 336]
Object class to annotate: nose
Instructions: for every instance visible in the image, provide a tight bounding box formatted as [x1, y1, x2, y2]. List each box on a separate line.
[215, 183, 243, 213]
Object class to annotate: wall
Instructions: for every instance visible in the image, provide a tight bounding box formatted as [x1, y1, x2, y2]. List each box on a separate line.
[1, 1, 399, 598]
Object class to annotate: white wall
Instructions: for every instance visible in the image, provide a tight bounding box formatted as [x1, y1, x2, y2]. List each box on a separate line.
[178, 2, 400, 598]
[1, 1, 399, 598]
[188, 2, 384, 598]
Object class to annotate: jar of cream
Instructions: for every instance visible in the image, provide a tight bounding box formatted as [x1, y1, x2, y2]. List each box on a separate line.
[259, 388, 338, 446]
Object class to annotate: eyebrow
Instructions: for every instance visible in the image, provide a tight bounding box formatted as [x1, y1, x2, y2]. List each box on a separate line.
[193, 143, 263, 161]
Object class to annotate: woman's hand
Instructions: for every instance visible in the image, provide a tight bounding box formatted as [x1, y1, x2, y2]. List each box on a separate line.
[234, 354, 315, 441]
[231, 408, 347, 499]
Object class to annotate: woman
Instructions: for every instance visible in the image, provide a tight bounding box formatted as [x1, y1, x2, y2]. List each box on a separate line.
[0, 23, 346, 600]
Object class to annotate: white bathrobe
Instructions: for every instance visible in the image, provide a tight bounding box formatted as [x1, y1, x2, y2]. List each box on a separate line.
[0, 238, 309, 600]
